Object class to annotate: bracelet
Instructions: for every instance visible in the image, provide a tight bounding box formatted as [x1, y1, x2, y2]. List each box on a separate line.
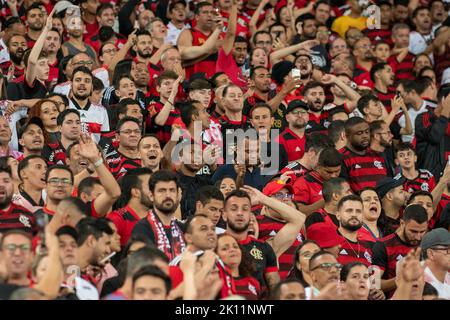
[94, 158, 103, 168]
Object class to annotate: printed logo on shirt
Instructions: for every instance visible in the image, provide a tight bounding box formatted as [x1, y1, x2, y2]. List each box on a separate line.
[319, 190, 322, 195]
[355, 164, 362, 169]
[421, 183, 429, 192]
[295, 147, 301, 152]
[364, 251, 372, 264]
[269, 230, 277, 237]
[19, 215, 31, 228]
[396, 254, 403, 261]
[248, 283, 257, 296]
[339, 249, 348, 255]
[250, 246, 264, 260]
[373, 161, 383, 169]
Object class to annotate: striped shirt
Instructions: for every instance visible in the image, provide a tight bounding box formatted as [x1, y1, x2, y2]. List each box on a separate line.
[0, 203, 36, 235]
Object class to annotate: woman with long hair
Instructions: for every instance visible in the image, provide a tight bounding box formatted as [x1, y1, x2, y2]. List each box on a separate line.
[27, 99, 60, 144]
[288, 240, 321, 288]
[215, 234, 261, 300]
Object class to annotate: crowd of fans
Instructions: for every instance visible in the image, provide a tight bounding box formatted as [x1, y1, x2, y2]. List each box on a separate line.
[0, 0, 449, 301]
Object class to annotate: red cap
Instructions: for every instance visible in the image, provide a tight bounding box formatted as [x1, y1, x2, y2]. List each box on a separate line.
[307, 223, 341, 249]
[263, 181, 294, 197]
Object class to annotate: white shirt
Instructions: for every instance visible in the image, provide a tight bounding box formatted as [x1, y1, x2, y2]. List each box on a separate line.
[0, 38, 10, 64]
[166, 21, 190, 46]
[424, 266, 450, 300]
[52, 68, 109, 97]
[69, 100, 109, 142]
[398, 100, 432, 143]
[409, 31, 434, 56]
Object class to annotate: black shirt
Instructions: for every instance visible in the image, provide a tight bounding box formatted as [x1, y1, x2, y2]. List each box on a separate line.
[7, 79, 47, 101]
[177, 170, 212, 219]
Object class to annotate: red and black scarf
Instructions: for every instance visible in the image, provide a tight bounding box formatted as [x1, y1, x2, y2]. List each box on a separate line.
[147, 210, 185, 260]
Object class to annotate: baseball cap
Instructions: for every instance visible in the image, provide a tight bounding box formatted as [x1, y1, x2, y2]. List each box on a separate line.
[376, 174, 406, 199]
[262, 181, 294, 197]
[307, 223, 341, 249]
[420, 228, 450, 251]
[286, 99, 309, 114]
[18, 117, 44, 139]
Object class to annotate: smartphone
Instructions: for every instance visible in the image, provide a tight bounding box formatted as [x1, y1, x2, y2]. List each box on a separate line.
[35, 210, 48, 252]
[292, 68, 301, 88]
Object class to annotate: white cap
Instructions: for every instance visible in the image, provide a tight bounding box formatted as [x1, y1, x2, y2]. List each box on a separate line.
[53, 1, 77, 14]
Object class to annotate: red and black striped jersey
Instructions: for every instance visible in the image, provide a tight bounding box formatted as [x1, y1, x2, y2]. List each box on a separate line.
[337, 231, 374, 266]
[365, 29, 393, 47]
[435, 46, 450, 84]
[372, 233, 416, 279]
[42, 141, 67, 166]
[239, 235, 279, 291]
[293, 171, 324, 205]
[306, 111, 329, 134]
[107, 205, 143, 247]
[219, 114, 252, 134]
[305, 208, 339, 231]
[434, 193, 450, 229]
[105, 150, 142, 180]
[233, 276, 261, 300]
[0, 203, 36, 235]
[388, 52, 415, 82]
[340, 147, 387, 192]
[99, 131, 119, 158]
[280, 161, 308, 187]
[147, 100, 181, 146]
[353, 64, 373, 88]
[256, 214, 303, 280]
[276, 128, 306, 162]
[402, 169, 436, 194]
[374, 87, 396, 113]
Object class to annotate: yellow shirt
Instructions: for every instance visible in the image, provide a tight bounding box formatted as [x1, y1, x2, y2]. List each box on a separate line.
[331, 16, 367, 38]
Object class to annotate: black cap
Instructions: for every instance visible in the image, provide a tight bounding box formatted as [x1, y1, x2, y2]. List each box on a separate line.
[286, 99, 309, 114]
[18, 117, 44, 139]
[55, 225, 79, 242]
[376, 173, 406, 199]
[271, 60, 295, 85]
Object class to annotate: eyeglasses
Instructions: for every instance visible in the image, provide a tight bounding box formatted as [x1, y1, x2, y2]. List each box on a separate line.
[273, 193, 294, 200]
[119, 129, 141, 135]
[3, 243, 31, 254]
[310, 262, 343, 271]
[102, 48, 117, 55]
[431, 247, 450, 254]
[256, 41, 272, 46]
[73, 60, 94, 66]
[290, 109, 308, 116]
[48, 178, 73, 186]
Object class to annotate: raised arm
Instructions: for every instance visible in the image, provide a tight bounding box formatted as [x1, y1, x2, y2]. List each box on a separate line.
[177, 26, 222, 61]
[222, 0, 238, 55]
[26, 9, 54, 86]
[397, 97, 412, 136]
[249, 0, 269, 35]
[270, 40, 319, 65]
[78, 134, 121, 217]
[108, 30, 137, 81]
[154, 77, 182, 126]
[321, 73, 361, 112]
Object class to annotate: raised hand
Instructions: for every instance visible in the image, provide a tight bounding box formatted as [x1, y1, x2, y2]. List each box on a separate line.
[179, 250, 197, 274]
[320, 73, 337, 85]
[78, 133, 101, 163]
[44, 8, 56, 31]
[127, 29, 138, 47]
[241, 185, 266, 206]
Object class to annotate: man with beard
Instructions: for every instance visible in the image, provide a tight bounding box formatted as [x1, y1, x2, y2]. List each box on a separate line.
[43, 109, 81, 166]
[3, 34, 27, 79]
[371, 62, 396, 112]
[131, 170, 186, 261]
[335, 195, 375, 267]
[107, 168, 153, 247]
[43, 28, 62, 85]
[377, 176, 410, 235]
[340, 117, 388, 191]
[68, 66, 109, 142]
[330, 53, 356, 78]
[223, 189, 280, 292]
[176, 142, 212, 219]
[353, 37, 375, 88]
[13, 155, 47, 213]
[165, 0, 190, 46]
[0, 17, 26, 69]
[178, 1, 224, 79]
[370, 121, 396, 177]
[409, 7, 433, 56]
[138, 134, 164, 172]
[105, 117, 142, 179]
[372, 204, 428, 294]
[277, 100, 309, 162]
[61, 15, 96, 62]
[24, 3, 45, 47]
[18, 117, 44, 159]
[76, 217, 113, 288]
[302, 81, 328, 134]
[0, 163, 35, 234]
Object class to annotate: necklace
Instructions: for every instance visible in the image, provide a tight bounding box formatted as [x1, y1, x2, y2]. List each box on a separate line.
[343, 236, 360, 258]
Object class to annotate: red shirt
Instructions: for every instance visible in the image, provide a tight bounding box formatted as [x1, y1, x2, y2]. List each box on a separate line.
[337, 231, 375, 267]
[277, 128, 306, 162]
[293, 171, 324, 205]
[185, 28, 219, 79]
[107, 205, 143, 247]
[216, 47, 247, 90]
